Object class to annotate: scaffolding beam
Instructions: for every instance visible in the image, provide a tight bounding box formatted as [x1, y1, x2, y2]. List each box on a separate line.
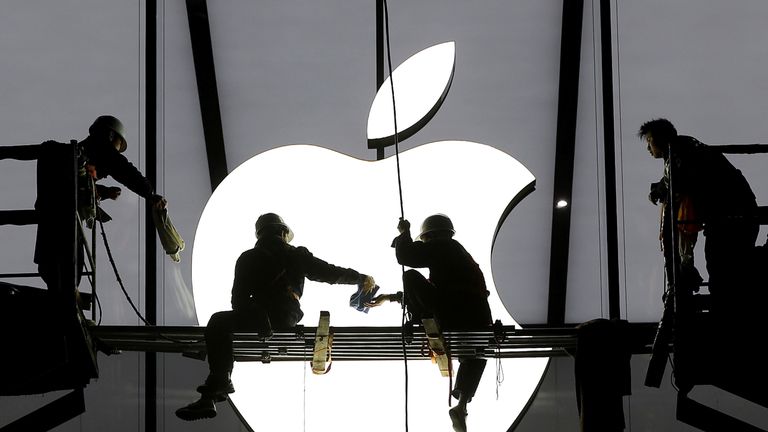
[90, 322, 658, 363]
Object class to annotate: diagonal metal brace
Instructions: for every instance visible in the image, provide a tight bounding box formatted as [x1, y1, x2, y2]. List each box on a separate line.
[0, 388, 85, 432]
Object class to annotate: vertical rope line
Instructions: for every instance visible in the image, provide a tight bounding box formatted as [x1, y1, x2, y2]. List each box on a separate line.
[137, 1, 143, 429]
[137, 0, 143, 329]
[382, 1, 404, 219]
[381, 2, 409, 431]
[159, 1, 166, 428]
[591, 0, 605, 318]
[303, 338, 307, 432]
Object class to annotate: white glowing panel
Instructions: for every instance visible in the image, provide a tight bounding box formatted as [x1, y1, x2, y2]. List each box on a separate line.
[193, 142, 547, 431]
[367, 41, 455, 140]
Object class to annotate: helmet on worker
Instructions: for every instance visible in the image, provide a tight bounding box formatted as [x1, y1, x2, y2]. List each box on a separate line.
[417, 214, 455, 242]
[255, 213, 294, 243]
[89, 115, 127, 153]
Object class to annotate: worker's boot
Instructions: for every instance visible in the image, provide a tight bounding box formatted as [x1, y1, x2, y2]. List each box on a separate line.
[448, 405, 468, 432]
[196, 373, 235, 402]
[175, 396, 217, 421]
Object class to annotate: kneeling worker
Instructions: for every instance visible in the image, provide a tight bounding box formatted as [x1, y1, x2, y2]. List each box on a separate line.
[176, 213, 376, 421]
[370, 214, 492, 432]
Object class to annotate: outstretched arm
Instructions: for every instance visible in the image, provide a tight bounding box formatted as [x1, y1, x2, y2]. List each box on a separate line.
[298, 247, 375, 291]
[365, 292, 403, 308]
[0, 144, 42, 161]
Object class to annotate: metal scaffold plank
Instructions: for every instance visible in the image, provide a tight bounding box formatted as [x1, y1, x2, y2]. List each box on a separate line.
[90, 322, 657, 363]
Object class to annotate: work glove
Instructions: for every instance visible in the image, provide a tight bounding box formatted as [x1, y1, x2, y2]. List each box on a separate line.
[150, 194, 168, 210]
[101, 186, 122, 200]
[365, 291, 403, 308]
[391, 218, 411, 248]
[397, 218, 411, 234]
[649, 181, 668, 205]
[360, 274, 376, 294]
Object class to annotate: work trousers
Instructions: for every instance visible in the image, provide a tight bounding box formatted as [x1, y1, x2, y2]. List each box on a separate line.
[205, 298, 302, 378]
[704, 220, 759, 320]
[402, 269, 491, 401]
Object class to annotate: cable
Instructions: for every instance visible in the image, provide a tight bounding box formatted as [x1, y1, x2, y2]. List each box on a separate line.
[382, 1, 404, 220]
[98, 217, 205, 345]
[303, 334, 308, 432]
[99, 218, 151, 326]
[381, 1, 410, 430]
[94, 291, 103, 326]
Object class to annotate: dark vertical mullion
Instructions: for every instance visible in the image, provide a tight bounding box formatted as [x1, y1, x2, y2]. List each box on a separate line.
[186, 0, 229, 191]
[600, 0, 621, 320]
[145, 1, 157, 431]
[375, 0, 385, 161]
[547, 0, 584, 326]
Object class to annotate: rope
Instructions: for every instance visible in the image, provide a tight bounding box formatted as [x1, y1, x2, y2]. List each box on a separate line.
[98, 217, 203, 345]
[495, 345, 504, 400]
[381, 1, 410, 430]
[99, 218, 151, 326]
[303, 334, 307, 432]
[382, 0, 404, 220]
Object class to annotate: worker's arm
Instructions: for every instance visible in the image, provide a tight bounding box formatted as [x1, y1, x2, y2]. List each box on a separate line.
[230, 249, 275, 310]
[365, 292, 403, 307]
[393, 234, 433, 268]
[391, 218, 431, 268]
[298, 247, 371, 287]
[98, 148, 167, 209]
[0, 144, 43, 161]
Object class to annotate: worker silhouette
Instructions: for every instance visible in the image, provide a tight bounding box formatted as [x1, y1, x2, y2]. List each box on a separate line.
[176, 213, 376, 421]
[370, 214, 492, 432]
[0, 115, 167, 311]
[639, 118, 759, 318]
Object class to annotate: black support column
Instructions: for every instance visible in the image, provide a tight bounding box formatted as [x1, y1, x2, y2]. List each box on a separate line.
[186, 0, 229, 191]
[600, 0, 621, 320]
[145, 1, 157, 431]
[375, 0, 386, 161]
[547, 0, 584, 326]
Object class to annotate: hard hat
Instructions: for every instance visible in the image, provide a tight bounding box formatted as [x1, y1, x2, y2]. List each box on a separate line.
[255, 213, 294, 242]
[89, 115, 127, 153]
[417, 214, 455, 241]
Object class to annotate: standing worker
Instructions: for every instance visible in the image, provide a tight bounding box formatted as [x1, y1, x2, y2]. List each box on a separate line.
[176, 212, 377, 421]
[0, 115, 167, 310]
[639, 118, 758, 317]
[370, 214, 492, 432]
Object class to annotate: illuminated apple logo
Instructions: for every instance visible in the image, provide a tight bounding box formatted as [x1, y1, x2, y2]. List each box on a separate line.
[193, 42, 548, 431]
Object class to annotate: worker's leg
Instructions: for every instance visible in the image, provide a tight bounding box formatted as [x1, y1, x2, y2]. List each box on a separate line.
[449, 357, 487, 432]
[203, 310, 239, 390]
[452, 357, 487, 404]
[178, 306, 270, 421]
[203, 305, 271, 394]
[402, 269, 438, 322]
[705, 221, 759, 320]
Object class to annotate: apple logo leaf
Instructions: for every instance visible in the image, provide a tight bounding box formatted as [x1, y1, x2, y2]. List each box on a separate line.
[367, 41, 456, 149]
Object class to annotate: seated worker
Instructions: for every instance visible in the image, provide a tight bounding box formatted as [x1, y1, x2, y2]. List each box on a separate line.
[176, 213, 376, 421]
[370, 214, 492, 432]
[0, 115, 167, 310]
[639, 118, 758, 317]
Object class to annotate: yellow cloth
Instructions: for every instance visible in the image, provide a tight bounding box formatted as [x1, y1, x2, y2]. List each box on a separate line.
[152, 206, 184, 262]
